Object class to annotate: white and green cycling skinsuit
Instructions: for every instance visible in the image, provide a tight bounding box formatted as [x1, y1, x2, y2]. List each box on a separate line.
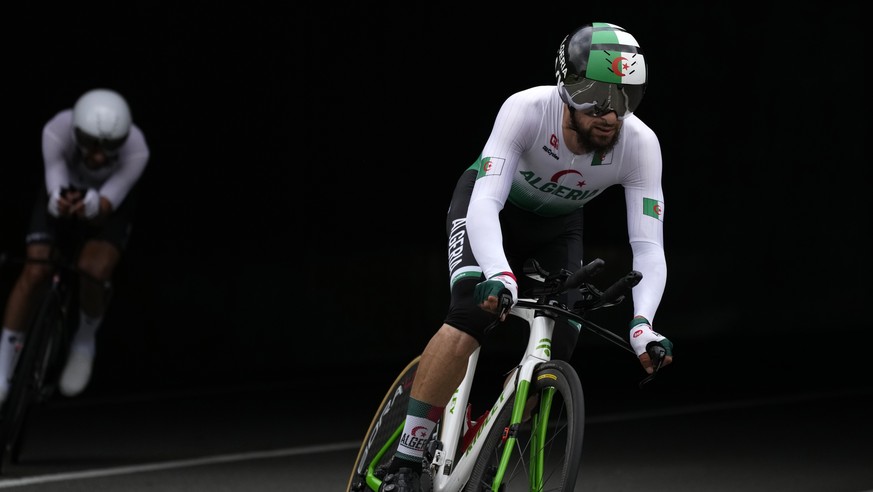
[466, 84, 666, 330]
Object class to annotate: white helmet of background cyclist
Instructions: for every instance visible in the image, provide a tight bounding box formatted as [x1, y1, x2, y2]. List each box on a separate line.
[555, 22, 647, 118]
[72, 88, 132, 148]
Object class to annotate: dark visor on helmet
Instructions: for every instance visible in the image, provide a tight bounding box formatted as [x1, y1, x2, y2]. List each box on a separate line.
[559, 78, 644, 119]
[74, 127, 128, 152]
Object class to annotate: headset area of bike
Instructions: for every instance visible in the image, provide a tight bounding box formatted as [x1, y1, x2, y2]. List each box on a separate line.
[348, 258, 667, 492]
[0, 252, 111, 473]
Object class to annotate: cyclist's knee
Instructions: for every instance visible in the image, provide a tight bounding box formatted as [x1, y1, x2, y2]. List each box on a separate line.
[77, 261, 113, 283]
[20, 244, 53, 284]
[431, 324, 479, 356]
[76, 248, 119, 282]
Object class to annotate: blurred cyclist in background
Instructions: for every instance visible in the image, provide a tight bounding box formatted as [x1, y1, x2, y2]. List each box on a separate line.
[0, 88, 149, 404]
[377, 22, 674, 491]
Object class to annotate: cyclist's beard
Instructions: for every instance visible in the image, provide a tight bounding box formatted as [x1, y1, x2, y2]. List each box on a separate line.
[568, 114, 621, 154]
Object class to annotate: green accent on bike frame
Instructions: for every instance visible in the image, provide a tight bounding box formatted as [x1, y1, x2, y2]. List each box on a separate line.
[449, 388, 461, 417]
[531, 386, 556, 491]
[536, 338, 551, 357]
[365, 423, 404, 491]
[491, 378, 531, 489]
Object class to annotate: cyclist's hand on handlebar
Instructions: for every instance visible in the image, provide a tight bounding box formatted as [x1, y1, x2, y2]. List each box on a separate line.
[70, 188, 102, 220]
[474, 272, 518, 321]
[70, 188, 109, 221]
[628, 317, 673, 374]
[48, 187, 83, 218]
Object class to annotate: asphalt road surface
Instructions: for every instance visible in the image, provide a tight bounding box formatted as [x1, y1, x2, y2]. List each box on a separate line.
[0, 340, 870, 492]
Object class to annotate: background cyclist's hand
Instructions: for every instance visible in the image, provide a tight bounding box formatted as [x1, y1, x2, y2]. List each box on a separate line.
[70, 188, 102, 220]
[629, 317, 673, 374]
[474, 272, 518, 321]
[48, 187, 82, 217]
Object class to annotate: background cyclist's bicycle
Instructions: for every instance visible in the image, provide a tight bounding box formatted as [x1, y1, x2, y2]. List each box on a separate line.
[0, 248, 112, 474]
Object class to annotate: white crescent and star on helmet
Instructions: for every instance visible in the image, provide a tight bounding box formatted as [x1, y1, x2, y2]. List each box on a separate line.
[611, 56, 629, 76]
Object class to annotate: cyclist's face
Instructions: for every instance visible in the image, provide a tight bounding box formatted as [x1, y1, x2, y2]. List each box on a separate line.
[78, 144, 116, 169]
[74, 128, 123, 169]
[568, 108, 622, 154]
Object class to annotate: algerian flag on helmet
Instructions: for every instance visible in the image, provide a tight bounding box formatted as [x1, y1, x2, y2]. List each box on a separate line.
[585, 23, 647, 85]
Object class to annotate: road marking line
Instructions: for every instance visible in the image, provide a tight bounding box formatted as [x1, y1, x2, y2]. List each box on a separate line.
[0, 387, 868, 488]
[0, 442, 359, 488]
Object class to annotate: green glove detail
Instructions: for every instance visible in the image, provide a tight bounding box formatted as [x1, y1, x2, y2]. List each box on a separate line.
[473, 279, 506, 305]
[474, 273, 517, 303]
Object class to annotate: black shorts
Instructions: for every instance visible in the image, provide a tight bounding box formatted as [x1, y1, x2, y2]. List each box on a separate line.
[25, 185, 137, 253]
[442, 169, 585, 361]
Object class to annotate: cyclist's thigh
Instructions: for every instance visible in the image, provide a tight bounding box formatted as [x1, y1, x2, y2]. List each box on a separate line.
[88, 195, 136, 254]
[445, 277, 497, 344]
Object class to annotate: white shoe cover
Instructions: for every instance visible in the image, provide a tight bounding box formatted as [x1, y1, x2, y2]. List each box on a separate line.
[59, 349, 94, 397]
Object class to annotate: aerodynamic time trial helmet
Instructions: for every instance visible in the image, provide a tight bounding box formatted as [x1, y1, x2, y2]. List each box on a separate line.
[72, 88, 132, 151]
[555, 22, 647, 118]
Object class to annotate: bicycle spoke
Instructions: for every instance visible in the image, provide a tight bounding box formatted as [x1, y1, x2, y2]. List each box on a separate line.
[465, 361, 584, 492]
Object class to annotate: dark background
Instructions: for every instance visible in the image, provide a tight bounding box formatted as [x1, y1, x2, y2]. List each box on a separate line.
[1, 5, 869, 398]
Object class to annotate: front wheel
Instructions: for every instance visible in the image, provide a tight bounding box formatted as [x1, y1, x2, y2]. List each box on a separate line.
[347, 357, 420, 492]
[464, 360, 585, 492]
[0, 291, 66, 473]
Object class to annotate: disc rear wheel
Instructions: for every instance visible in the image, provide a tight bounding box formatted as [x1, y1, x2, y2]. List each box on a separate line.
[347, 357, 420, 492]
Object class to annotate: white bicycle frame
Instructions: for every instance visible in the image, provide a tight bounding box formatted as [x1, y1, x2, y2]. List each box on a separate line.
[427, 300, 554, 491]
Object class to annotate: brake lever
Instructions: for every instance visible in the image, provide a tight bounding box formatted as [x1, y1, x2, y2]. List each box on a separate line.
[638, 342, 666, 388]
[483, 291, 515, 335]
[497, 291, 513, 320]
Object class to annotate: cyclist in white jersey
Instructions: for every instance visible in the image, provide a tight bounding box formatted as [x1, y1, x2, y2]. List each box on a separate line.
[378, 22, 674, 491]
[0, 88, 149, 404]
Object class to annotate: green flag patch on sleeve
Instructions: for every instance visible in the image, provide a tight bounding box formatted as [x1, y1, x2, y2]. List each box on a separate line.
[643, 197, 663, 221]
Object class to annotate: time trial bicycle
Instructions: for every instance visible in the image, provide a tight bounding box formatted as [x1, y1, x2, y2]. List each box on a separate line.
[0, 243, 112, 473]
[347, 257, 667, 492]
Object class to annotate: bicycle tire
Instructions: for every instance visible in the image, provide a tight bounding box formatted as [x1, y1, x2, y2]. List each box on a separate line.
[347, 356, 420, 492]
[0, 290, 66, 473]
[464, 360, 585, 492]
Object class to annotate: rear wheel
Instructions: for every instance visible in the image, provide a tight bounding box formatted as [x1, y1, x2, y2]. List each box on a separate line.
[347, 357, 420, 492]
[464, 360, 585, 492]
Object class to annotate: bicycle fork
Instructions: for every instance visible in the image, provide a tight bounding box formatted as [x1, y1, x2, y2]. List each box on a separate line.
[491, 308, 558, 490]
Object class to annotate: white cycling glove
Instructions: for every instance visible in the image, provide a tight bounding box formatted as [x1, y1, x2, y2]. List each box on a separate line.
[628, 317, 672, 357]
[82, 188, 101, 219]
[47, 189, 64, 217]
